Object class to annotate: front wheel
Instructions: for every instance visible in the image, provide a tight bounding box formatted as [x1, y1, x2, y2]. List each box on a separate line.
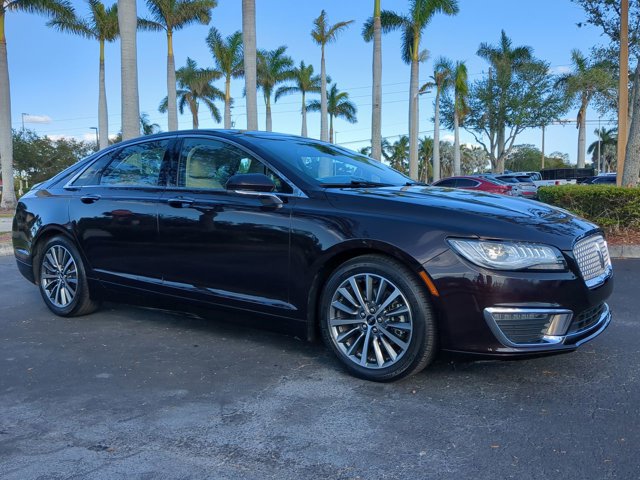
[37, 236, 99, 317]
[319, 255, 437, 382]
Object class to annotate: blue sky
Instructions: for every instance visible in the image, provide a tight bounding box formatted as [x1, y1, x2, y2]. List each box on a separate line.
[8, 0, 615, 162]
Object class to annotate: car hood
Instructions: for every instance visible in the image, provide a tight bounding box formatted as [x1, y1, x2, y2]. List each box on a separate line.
[325, 186, 599, 250]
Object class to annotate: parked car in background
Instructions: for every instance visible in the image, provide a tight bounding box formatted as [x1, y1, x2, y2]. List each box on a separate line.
[495, 175, 538, 199]
[591, 174, 617, 185]
[431, 176, 513, 196]
[12, 130, 613, 382]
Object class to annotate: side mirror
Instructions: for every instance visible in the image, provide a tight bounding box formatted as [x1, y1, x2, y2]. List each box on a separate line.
[225, 173, 275, 192]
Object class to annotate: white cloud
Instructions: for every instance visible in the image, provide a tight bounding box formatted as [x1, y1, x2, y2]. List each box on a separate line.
[23, 114, 52, 124]
[442, 134, 455, 143]
[550, 65, 571, 75]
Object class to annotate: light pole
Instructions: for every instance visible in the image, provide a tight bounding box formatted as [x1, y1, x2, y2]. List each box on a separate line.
[617, 0, 629, 185]
[21, 113, 29, 131]
[90, 127, 99, 151]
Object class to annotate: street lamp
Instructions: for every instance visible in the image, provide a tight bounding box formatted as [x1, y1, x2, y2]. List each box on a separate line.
[90, 127, 99, 151]
[21, 113, 29, 131]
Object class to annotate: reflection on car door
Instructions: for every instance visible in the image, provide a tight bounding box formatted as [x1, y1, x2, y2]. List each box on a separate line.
[68, 137, 174, 289]
[157, 136, 294, 314]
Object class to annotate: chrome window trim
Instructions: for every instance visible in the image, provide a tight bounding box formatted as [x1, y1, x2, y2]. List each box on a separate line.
[175, 133, 308, 198]
[62, 134, 178, 190]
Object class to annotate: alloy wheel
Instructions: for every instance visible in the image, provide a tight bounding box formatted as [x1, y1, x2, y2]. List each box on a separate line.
[40, 245, 78, 308]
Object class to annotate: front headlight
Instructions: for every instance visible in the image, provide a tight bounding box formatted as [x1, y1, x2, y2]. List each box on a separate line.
[448, 239, 566, 271]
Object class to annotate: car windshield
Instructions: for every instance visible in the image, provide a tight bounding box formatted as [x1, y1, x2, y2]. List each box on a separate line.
[497, 176, 519, 184]
[251, 137, 413, 187]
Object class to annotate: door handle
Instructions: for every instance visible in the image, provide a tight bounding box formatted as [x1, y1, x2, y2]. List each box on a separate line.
[167, 197, 195, 208]
[80, 194, 101, 204]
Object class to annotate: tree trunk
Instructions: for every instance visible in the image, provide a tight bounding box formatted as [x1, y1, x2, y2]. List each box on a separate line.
[301, 91, 307, 137]
[408, 57, 419, 180]
[370, 0, 382, 161]
[432, 90, 441, 182]
[190, 100, 199, 129]
[166, 31, 178, 131]
[224, 75, 231, 128]
[320, 45, 328, 141]
[453, 110, 461, 176]
[242, 0, 258, 130]
[0, 12, 16, 209]
[266, 95, 272, 132]
[98, 39, 109, 150]
[623, 60, 640, 186]
[329, 114, 334, 143]
[577, 104, 587, 168]
[118, 0, 140, 140]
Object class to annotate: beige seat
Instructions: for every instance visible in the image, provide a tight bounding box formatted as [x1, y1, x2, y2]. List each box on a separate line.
[185, 150, 222, 189]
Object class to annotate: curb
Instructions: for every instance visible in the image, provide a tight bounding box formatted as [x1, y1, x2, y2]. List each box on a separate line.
[609, 245, 640, 259]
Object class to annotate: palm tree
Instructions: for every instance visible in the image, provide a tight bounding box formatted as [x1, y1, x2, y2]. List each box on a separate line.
[118, 0, 140, 141]
[206, 28, 243, 129]
[140, 0, 216, 132]
[557, 49, 615, 168]
[451, 60, 468, 176]
[275, 61, 322, 137]
[0, 0, 73, 209]
[362, 0, 383, 160]
[242, 0, 257, 130]
[307, 84, 357, 143]
[159, 57, 223, 129]
[48, 0, 118, 150]
[588, 127, 617, 172]
[311, 10, 354, 142]
[420, 57, 452, 182]
[140, 113, 161, 135]
[376, 0, 459, 180]
[257, 46, 295, 132]
[387, 135, 410, 174]
[418, 136, 433, 182]
[477, 30, 533, 172]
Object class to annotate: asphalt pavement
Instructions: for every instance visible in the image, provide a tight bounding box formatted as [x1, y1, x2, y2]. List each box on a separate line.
[0, 256, 638, 479]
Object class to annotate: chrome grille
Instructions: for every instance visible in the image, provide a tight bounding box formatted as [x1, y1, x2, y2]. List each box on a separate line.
[573, 235, 611, 288]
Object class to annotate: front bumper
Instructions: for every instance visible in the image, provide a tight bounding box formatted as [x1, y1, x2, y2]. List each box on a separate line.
[424, 249, 613, 357]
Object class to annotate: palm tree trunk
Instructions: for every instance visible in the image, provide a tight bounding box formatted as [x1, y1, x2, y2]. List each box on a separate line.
[266, 95, 272, 131]
[433, 90, 441, 182]
[118, 0, 140, 140]
[242, 0, 258, 130]
[0, 11, 16, 209]
[301, 91, 307, 136]
[190, 100, 199, 129]
[166, 31, 178, 131]
[371, 0, 382, 161]
[320, 44, 328, 142]
[329, 114, 334, 143]
[98, 38, 109, 150]
[453, 109, 461, 176]
[577, 104, 587, 168]
[623, 60, 640, 186]
[224, 75, 231, 128]
[408, 56, 419, 180]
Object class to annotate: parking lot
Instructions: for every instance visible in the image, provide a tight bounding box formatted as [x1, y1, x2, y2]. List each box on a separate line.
[0, 256, 638, 479]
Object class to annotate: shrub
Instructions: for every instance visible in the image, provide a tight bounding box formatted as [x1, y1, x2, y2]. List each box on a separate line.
[538, 185, 640, 235]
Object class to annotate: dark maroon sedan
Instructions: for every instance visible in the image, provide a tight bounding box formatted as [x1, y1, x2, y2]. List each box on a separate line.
[431, 175, 514, 195]
[12, 131, 612, 382]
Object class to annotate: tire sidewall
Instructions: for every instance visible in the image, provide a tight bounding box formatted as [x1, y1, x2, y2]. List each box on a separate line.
[319, 256, 434, 382]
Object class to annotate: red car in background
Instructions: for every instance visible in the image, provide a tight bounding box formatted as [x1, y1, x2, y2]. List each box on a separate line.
[431, 176, 513, 196]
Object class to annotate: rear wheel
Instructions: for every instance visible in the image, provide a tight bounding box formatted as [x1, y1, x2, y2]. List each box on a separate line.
[320, 255, 436, 382]
[37, 236, 99, 317]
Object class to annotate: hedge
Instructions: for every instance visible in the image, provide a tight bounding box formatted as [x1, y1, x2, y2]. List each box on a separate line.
[538, 185, 640, 234]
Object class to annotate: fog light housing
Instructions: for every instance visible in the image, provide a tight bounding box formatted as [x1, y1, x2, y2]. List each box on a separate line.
[484, 308, 573, 347]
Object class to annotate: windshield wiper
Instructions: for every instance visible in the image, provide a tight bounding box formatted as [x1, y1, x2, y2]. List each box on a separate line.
[320, 180, 393, 188]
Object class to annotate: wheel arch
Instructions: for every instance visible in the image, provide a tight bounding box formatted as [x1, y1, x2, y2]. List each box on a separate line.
[30, 226, 80, 282]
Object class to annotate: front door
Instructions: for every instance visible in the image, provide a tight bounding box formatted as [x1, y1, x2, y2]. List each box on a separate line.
[157, 136, 294, 314]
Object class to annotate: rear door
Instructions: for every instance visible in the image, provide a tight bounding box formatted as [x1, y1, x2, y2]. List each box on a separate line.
[67, 137, 175, 289]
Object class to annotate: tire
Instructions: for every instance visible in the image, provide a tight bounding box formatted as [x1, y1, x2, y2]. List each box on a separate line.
[36, 236, 99, 317]
[319, 255, 437, 382]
